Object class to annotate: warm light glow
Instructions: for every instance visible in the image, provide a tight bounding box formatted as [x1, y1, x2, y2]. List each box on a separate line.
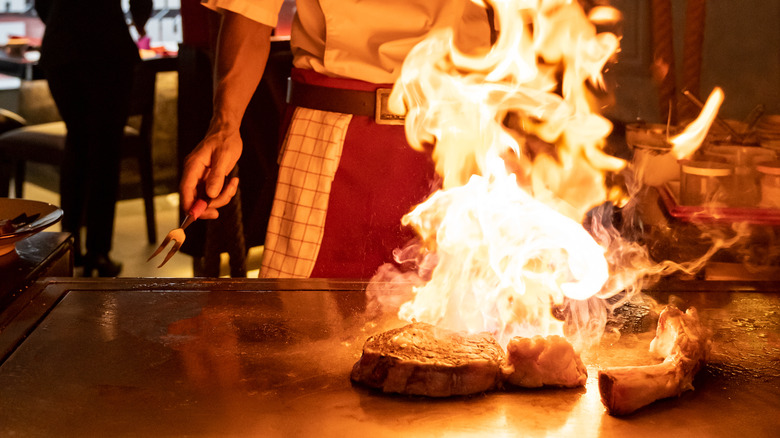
[670, 87, 724, 159]
[382, 0, 721, 350]
[399, 173, 610, 345]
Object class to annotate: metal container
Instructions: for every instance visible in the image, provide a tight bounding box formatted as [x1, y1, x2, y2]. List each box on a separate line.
[626, 123, 680, 187]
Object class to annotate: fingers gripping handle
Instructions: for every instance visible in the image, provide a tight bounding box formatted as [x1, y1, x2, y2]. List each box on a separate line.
[188, 198, 209, 219]
[180, 198, 210, 230]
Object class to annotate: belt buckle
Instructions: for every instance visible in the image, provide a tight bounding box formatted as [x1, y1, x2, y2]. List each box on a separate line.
[375, 88, 405, 125]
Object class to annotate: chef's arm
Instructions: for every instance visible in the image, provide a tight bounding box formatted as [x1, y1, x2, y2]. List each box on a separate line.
[180, 10, 272, 218]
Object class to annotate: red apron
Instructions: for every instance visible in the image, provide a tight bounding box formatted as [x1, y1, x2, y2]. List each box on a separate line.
[284, 69, 436, 278]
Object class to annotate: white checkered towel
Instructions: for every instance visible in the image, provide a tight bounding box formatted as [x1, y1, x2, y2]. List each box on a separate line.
[259, 107, 352, 277]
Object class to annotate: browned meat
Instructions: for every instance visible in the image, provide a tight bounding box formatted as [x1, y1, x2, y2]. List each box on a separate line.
[598, 306, 711, 415]
[350, 322, 505, 397]
[502, 335, 588, 388]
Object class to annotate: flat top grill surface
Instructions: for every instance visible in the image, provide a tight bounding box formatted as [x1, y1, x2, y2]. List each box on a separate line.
[0, 278, 778, 437]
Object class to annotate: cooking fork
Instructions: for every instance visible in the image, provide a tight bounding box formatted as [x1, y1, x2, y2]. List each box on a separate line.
[147, 197, 210, 268]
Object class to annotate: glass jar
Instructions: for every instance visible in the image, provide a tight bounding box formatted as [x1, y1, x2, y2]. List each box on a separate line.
[756, 161, 780, 209]
[679, 160, 734, 206]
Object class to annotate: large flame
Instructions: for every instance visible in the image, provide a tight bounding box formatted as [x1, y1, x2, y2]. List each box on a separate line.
[385, 0, 721, 350]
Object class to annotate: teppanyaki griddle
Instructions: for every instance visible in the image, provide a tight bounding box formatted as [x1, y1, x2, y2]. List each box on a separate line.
[0, 278, 777, 437]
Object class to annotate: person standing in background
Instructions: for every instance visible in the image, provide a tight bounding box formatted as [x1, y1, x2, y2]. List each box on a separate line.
[34, 0, 152, 276]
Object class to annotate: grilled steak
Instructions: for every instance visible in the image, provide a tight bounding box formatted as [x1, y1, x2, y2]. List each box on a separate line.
[350, 322, 505, 397]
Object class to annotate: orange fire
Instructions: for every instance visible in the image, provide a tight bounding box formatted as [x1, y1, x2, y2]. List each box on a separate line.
[382, 0, 722, 350]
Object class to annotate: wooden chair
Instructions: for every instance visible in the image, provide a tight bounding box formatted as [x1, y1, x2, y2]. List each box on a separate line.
[0, 65, 158, 244]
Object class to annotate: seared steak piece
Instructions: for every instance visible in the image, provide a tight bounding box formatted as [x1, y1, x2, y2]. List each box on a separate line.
[502, 335, 588, 388]
[598, 306, 711, 415]
[350, 322, 505, 397]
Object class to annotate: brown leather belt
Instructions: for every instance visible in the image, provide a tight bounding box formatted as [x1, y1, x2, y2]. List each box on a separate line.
[287, 80, 405, 125]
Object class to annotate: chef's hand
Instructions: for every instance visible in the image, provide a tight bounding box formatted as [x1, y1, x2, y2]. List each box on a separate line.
[180, 126, 241, 219]
[180, 10, 271, 219]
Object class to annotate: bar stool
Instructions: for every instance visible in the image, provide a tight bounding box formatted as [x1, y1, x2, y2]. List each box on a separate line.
[0, 67, 158, 244]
